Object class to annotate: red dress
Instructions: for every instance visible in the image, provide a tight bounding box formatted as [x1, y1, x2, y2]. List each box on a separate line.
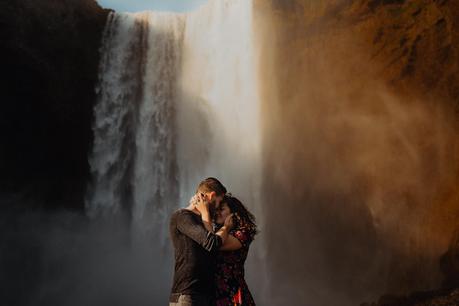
[215, 227, 256, 306]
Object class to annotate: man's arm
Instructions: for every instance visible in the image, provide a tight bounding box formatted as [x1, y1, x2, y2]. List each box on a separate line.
[176, 211, 223, 252]
[200, 210, 232, 245]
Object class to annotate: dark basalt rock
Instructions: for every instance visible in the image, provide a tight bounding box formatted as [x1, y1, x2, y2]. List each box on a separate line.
[440, 231, 459, 289]
[0, 0, 110, 210]
[361, 288, 459, 306]
[361, 233, 459, 305]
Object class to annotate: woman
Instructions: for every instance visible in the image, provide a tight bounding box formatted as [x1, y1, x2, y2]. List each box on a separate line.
[213, 194, 258, 306]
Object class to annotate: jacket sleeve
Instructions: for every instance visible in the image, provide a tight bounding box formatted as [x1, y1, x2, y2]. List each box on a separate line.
[176, 211, 222, 252]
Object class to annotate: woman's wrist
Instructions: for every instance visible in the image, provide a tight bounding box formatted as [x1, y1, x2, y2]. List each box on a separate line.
[201, 210, 211, 222]
[216, 225, 230, 243]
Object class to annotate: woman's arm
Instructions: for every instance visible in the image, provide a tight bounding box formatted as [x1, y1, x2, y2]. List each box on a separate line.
[219, 234, 243, 251]
[176, 211, 222, 252]
[215, 214, 234, 245]
[200, 209, 214, 232]
[192, 193, 215, 233]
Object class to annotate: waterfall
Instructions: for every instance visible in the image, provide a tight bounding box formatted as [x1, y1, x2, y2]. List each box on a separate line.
[85, 0, 265, 302]
[85, 11, 185, 244]
[177, 0, 262, 211]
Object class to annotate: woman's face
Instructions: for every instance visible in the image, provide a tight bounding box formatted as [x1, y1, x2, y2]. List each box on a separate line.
[215, 202, 231, 225]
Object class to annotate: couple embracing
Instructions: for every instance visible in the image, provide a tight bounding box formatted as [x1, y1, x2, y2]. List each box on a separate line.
[169, 178, 257, 306]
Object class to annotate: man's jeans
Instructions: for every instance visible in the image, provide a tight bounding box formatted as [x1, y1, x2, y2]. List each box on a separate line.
[169, 293, 212, 306]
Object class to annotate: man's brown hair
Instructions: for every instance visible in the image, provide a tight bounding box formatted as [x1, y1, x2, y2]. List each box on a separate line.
[196, 177, 227, 196]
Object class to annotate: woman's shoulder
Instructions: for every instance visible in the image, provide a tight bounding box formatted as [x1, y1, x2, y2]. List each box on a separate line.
[231, 226, 256, 248]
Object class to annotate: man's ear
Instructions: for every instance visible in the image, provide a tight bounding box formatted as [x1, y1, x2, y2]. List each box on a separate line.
[209, 191, 216, 200]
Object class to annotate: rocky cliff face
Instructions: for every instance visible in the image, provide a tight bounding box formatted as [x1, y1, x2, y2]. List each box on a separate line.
[363, 288, 459, 306]
[267, 0, 459, 108]
[0, 0, 110, 210]
[255, 0, 459, 304]
[364, 231, 459, 305]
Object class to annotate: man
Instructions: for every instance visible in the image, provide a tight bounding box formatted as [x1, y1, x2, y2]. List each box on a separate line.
[169, 177, 233, 306]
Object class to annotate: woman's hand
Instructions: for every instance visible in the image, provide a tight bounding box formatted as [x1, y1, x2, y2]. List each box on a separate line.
[216, 213, 234, 244]
[195, 193, 210, 216]
[189, 194, 199, 207]
[224, 213, 234, 230]
[195, 193, 213, 232]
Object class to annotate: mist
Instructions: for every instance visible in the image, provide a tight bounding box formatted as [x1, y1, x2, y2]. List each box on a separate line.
[255, 1, 459, 305]
[1, 199, 173, 306]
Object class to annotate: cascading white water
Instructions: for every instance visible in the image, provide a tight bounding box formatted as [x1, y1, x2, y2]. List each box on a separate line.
[177, 0, 262, 212]
[85, 11, 185, 245]
[85, 0, 265, 302]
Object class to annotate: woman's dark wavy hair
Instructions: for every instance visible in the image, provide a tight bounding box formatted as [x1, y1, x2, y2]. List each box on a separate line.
[222, 194, 258, 237]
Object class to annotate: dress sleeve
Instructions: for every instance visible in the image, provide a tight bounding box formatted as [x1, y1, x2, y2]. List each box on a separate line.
[176, 211, 222, 252]
[232, 228, 254, 249]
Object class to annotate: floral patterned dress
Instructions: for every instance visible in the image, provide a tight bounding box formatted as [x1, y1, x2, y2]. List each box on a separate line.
[214, 226, 256, 306]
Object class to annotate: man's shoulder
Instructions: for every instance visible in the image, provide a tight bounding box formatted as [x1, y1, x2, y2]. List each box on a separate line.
[171, 208, 201, 231]
[170, 209, 188, 228]
[171, 208, 196, 219]
[172, 208, 192, 215]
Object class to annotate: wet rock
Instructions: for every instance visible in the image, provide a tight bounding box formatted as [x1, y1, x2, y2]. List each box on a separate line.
[0, 0, 110, 210]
